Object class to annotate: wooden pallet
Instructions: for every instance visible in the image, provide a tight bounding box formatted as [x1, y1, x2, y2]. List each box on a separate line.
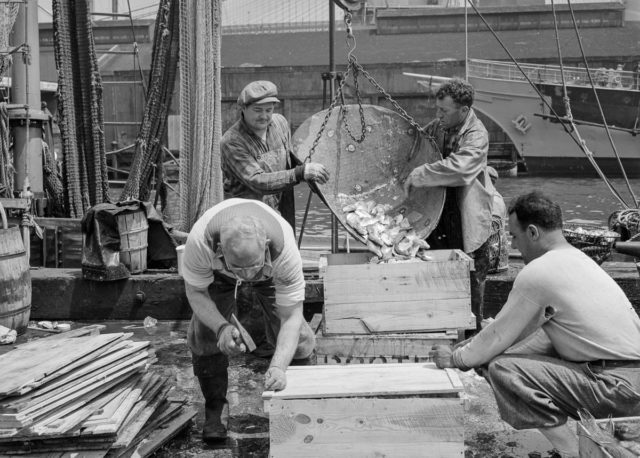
[310, 314, 460, 365]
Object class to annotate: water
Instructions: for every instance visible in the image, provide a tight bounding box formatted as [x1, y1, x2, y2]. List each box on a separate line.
[293, 177, 640, 238]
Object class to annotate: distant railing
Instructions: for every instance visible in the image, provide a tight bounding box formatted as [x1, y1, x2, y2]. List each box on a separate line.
[468, 58, 639, 90]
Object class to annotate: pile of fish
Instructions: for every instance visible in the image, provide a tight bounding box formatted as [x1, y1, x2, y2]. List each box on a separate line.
[341, 199, 432, 263]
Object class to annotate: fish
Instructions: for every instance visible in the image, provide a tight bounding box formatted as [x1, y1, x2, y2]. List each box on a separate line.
[341, 198, 431, 262]
[578, 410, 638, 458]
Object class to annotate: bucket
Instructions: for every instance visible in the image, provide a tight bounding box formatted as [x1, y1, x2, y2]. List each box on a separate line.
[0, 202, 31, 334]
[116, 209, 148, 274]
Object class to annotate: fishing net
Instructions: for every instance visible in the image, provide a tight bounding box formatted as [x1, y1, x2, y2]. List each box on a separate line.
[0, 3, 18, 198]
[177, 0, 223, 231]
[563, 222, 620, 265]
[609, 209, 640, 242]
[53, 0, 109, 218]
[119, 0, 180, 204]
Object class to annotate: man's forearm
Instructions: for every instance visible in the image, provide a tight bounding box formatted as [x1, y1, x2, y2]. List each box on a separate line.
[185, 282, 228, 335]
[270, 307, 303, 370]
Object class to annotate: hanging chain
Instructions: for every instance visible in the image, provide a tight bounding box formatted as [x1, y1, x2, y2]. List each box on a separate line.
[305, 13, 430, 162]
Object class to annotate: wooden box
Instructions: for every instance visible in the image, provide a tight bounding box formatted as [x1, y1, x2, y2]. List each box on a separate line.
[578, 416, 640, 458]
[263, 363, 466, 457]
[322, 250, 475, 335]
[309, 314, 459, 365]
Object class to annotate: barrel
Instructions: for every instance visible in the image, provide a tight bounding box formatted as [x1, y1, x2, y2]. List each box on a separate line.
[116, 209, 148, 274]
[0, 202, 31, 334]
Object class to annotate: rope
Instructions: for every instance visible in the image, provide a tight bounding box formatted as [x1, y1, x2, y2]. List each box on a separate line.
[52, 0, 109, 217]
[565, 0, 638, 209]
[0, 102, 13, 197]
[120, 0, 179, 203]
[178, 0, 223, 231]
[465, 0, 631, 209]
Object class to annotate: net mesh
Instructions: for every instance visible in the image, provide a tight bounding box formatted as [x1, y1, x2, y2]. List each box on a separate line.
[178, 0, 223, 231]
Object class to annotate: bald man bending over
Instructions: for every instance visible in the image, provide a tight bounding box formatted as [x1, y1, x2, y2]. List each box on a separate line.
[182, 198, 316, 443]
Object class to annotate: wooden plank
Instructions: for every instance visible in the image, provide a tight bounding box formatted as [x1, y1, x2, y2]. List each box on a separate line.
[268, 397, 464, 458]
[0, 334, 125, 396]
[323, 261, 471, 304]
[263, 363, 463, 400]
[324, 306, 476, 334]
[315, 323, 456, 362]
[308, 314, 323, 334]
[129, 408, 197, 458]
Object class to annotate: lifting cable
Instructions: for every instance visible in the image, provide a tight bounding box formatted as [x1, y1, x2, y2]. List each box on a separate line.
[550, 0, 633, 209]
[564, 0, 637, 208]
[466, 0, 631, 209]
[297, 12, 431, 247]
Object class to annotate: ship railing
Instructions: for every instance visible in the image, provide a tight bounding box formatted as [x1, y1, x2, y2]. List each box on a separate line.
[468, 58, 638, 90]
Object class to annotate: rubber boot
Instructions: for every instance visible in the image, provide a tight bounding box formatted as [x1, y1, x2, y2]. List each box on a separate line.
[196, 356, 229, 443]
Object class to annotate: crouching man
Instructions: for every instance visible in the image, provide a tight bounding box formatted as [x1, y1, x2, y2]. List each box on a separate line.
[431, 191, 640, 458]
[182, 198, 316, 443]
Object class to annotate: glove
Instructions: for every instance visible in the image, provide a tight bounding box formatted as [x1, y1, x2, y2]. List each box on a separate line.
[264, 366, 287, 391]
[216, 323, 246, 356]
[303, 163, 330, 184]
[429, 345, 455, 369]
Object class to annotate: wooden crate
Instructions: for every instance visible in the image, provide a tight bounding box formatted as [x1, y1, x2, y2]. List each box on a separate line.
[309, 314, 458, 365]
[578, 416, 640, 458]
[322, 250, 475, 335]
[263, 363, 465, 457]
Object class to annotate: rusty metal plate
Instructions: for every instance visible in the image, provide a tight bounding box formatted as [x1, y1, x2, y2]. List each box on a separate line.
[292, 104, 445, 243]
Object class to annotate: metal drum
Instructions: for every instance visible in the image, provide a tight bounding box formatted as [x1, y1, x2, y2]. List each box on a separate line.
[292, 104, 445, 242]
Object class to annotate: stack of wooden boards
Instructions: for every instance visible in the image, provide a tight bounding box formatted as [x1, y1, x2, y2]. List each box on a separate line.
[0, 326, 196, 456]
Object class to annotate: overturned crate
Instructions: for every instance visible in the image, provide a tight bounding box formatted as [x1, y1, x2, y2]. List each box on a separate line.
[263, 363, 466, 457]
[310, 313, 458, 365]
[321, 250, 476, 335]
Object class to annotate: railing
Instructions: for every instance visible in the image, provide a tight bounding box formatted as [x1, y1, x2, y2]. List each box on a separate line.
[468, 58, 639, 90]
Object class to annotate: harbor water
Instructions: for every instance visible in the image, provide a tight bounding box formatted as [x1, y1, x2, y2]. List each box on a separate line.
[292, 176, 640, 239]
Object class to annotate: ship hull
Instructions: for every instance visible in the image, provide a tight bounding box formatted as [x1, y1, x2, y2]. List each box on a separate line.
[467, 75, 640, 177]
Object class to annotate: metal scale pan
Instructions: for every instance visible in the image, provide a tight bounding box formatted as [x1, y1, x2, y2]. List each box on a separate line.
[292, 104, 445, 243]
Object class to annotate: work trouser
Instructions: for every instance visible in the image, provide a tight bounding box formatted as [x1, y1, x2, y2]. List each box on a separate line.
[189, 272, 316, 378]
[427, 190, 491, 329]
[484, 354, 640, 430]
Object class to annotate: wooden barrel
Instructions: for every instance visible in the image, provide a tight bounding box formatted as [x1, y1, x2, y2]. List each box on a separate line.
[0, 202, 31, 334]
[116, 209, 148, 274]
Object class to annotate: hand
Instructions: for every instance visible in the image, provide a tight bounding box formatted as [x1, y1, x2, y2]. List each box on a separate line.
[430, 345, 455, 369]
[403, 172, 416, 199]
[216, 324, 246, 356]
[304, 163, 330, 184]
[264, 366, 287, 391]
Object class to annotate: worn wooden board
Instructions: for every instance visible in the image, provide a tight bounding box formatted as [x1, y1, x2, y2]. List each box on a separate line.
[267, 396, 464, 458]
[0, 333, 125, 397]
[323, 251, 473, 334]
[263, 363, 463, 400]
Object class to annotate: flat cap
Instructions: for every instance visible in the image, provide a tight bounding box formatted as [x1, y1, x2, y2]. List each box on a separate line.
[237, 80, 280, 107]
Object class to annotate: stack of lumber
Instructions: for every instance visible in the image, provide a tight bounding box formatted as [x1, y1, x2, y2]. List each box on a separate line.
[0, 326, 196, 456]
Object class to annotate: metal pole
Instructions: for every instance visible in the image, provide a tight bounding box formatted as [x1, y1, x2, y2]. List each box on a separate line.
[329, 0, 339, 254]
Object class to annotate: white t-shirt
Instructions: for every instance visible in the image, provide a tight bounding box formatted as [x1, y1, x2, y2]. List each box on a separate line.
[182, 198, 305, 307]
[460, 246, 640, 366]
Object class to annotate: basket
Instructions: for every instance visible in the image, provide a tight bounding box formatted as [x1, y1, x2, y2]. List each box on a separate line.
[291, 104, 445, 243]
[562, 222, 620, 265]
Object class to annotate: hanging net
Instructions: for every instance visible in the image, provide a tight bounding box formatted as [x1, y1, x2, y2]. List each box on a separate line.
[52, 0, 109, 218]
[0, 3, 18, 198]
[178, 0, 224, 231]
[119, 0, 180, 204]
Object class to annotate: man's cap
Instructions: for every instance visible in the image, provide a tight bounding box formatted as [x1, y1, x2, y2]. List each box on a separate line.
[237, 81, 280, 107]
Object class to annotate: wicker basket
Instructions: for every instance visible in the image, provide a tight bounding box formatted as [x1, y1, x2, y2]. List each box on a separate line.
[562, 222, 620, 265]
[488, 216, 509, 273]
[292, 104, 445, 243]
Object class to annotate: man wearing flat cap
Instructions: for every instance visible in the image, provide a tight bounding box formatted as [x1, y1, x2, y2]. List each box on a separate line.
[221, 80, 329, 231]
